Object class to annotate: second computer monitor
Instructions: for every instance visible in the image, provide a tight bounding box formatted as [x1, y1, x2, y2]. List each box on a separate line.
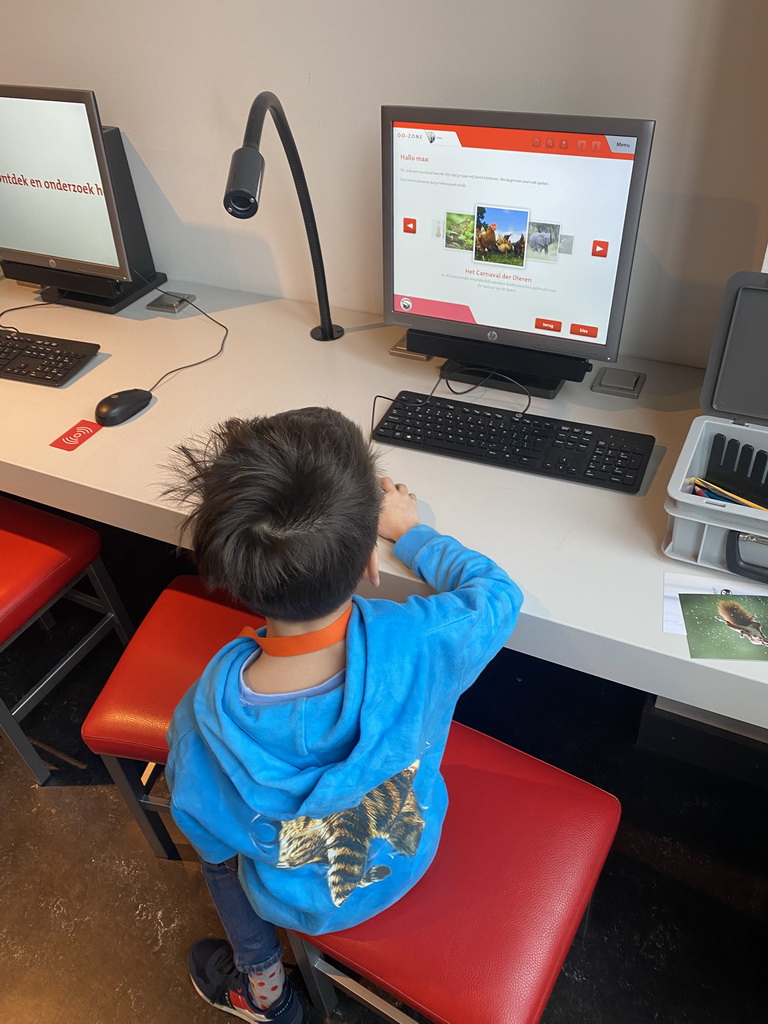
[382, 105, 654, 396]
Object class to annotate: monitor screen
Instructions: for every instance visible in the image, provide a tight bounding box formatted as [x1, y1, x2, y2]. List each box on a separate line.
[382, 106, 654, 392]
[0, 84, 164, 312]
[0, 85, 129, 280]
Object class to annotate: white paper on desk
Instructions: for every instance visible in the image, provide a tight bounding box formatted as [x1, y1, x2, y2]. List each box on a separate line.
[663, 571, 768, 634]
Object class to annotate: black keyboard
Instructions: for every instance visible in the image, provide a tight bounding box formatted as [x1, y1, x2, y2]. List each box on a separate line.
[0, 329, 100, 387]
[372, 390, 656, 493]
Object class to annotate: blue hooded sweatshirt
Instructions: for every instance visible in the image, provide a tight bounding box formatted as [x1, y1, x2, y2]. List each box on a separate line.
[166, 525, 522, 934]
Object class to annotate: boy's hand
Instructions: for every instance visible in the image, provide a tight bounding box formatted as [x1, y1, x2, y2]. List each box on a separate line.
[378, 477, 420, 542]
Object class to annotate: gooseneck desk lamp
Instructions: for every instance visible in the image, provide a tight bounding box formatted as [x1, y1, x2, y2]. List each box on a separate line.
[223, 91, 344, 341]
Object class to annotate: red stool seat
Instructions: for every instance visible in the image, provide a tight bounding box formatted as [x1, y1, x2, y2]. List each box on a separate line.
[82, 575, 264, 858]
[0, 496, 101, 643]
[293, 724, 620, 1024]
[83, 575, 264, 763]
[1, 496, 133, 784]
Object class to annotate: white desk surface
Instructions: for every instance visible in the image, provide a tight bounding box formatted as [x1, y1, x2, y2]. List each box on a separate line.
[2, 278, 767, 730]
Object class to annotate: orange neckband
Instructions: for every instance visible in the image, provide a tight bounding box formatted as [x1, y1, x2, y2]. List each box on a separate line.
[239, 604, 353, 656]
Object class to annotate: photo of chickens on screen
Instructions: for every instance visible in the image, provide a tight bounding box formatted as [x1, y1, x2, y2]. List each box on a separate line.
[443, 207, 565, 269]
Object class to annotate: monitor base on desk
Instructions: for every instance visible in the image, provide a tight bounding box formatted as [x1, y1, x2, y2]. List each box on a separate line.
[42, 272, 168, 314]
[439, 359, 565, 399]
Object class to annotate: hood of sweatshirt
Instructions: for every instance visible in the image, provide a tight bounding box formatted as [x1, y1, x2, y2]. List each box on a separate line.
[180, 595, 447, 822]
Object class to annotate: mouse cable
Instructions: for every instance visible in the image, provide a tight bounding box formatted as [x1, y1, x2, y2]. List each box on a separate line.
[0, 288, 228, 395]
[369, 363, 531, 439]
[131, 270, 230, 392]
[0, 301, 64, 329]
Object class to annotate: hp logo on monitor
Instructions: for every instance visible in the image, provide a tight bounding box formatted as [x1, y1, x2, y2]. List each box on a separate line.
[487, 330, 498, 342]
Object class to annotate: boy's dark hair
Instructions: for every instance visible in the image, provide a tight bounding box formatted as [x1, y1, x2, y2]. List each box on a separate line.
[169, 408, 381, 621]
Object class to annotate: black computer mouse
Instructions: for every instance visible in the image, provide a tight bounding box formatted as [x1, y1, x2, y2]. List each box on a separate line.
[94, 388, 153, 426]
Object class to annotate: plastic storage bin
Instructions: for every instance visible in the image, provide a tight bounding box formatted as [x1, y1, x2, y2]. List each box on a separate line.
[664, 272, 768, 582]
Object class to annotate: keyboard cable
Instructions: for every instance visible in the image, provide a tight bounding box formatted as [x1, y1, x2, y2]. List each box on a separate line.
[370, 362, 532, 439]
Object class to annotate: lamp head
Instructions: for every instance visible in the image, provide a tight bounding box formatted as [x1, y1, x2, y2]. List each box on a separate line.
[223, 146, 265, 219]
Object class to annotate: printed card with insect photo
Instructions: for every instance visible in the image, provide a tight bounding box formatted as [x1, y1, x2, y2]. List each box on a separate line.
[678, 594, 768, 660]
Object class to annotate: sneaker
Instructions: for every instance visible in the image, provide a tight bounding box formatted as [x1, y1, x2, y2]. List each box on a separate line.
[188, 937, 303, 1023]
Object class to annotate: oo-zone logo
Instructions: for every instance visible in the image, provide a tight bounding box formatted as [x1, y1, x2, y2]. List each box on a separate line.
[50, 420, 102, 451]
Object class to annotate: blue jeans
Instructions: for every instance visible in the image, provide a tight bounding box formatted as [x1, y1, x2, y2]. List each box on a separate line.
[200, 857, 283, 974]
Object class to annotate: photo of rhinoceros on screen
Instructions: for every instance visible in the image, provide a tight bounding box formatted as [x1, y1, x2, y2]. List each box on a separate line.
[527, 221, 562, 263]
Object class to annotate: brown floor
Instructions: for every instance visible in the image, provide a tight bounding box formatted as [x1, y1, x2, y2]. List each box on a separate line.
[0, 737, 384, 1024]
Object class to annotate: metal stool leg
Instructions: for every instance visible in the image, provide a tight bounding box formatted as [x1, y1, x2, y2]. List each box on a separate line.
[0, 697, 50, 784]
[288, 935, 339, 1017]
[38, 610, 56, 631]
[288, 935, 415, 1024]
[101, 754, 181, 859]
[87, 559, 135, 646]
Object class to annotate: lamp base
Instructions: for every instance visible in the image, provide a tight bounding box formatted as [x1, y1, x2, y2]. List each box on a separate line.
[311, 324, 344, 341]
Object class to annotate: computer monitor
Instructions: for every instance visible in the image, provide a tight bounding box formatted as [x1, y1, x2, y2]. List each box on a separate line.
[0, 84, 165, 313]
[382, 105, 654, 397]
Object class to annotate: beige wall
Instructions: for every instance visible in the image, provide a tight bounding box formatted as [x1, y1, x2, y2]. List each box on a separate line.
[3, 0, 768, 367]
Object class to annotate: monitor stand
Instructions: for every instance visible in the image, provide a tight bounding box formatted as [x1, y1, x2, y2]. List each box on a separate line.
[41, 271, 167, 314]
[439, 358, 566, 399]
[404, 329, 592, 401]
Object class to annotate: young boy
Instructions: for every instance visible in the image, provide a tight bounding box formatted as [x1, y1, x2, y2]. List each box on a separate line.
[165, 407, 523, 1023]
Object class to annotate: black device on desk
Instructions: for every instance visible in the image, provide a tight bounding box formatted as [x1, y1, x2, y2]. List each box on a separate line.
[0, 328, 99, 386]
[94, 388, 152, 426]
[373, 390, 655, 493]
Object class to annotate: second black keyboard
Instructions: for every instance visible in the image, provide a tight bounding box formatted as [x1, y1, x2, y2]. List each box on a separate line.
[0, 329, 100, 387]
[372, 390, 656, 493]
